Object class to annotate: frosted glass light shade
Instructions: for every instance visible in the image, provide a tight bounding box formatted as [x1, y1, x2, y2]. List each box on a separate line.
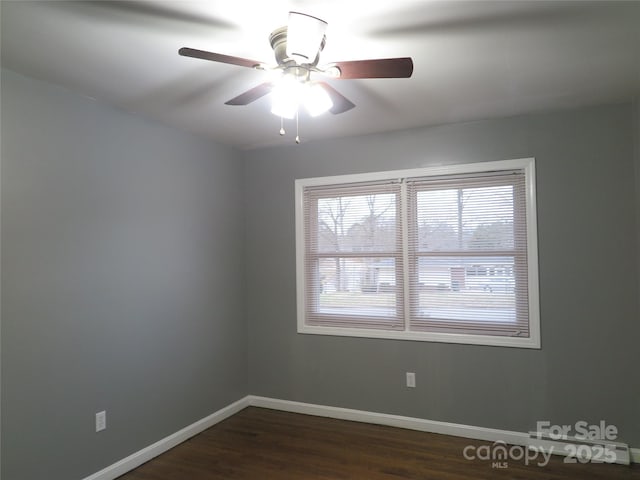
[271, 77, 333, 119]
[286, 12, 327, 64]
[305, 83, 333, 117]
[271, 75, 303, 119]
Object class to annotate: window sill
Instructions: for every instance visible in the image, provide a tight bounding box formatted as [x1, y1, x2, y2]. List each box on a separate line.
[297, 324, 541, 349]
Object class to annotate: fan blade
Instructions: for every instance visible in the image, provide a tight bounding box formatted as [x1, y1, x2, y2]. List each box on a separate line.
[179, 47, 263, 69]
[318, 82, 356, 114]
[329, 57, 413, 79]
[225, 83, 274, 106]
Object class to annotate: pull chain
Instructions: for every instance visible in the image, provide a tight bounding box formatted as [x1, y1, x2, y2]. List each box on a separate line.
[276, 113, 301, 144]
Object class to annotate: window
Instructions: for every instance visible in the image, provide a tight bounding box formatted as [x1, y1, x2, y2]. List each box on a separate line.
[295, 158, 540, 348]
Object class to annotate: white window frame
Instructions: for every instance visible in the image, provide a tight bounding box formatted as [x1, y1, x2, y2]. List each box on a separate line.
[295, 158, 540, 348]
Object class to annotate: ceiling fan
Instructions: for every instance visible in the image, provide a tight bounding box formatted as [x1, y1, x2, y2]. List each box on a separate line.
[179, 12, 413, 140]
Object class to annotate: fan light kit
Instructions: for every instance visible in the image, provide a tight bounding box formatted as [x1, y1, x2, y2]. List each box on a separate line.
[179, 12, 413, 143]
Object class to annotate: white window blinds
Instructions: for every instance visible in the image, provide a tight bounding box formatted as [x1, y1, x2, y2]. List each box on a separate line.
[296, 158, 539, 348]
[406, 171, 530, 337]
[302, 181, 405, 330]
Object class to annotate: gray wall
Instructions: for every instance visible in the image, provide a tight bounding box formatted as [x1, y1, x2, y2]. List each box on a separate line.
[244, 104, 640, 446]
[2, 65, 639, 480]
[1, 69, 247, 480]
[635, 98, 640, 317]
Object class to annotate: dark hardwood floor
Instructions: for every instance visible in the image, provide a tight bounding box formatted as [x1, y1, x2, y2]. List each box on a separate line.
[119, 407, 640, 479]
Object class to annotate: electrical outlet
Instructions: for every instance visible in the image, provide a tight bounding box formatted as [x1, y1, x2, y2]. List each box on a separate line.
[95, 411, 107, 432]
[406, 372, 416, 388]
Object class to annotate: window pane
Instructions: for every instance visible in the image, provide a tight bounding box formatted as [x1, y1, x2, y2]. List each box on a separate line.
[317, 257, 397, 317]
[414, 256, 516, 322]
[417, 185, 514, 252]
[317, 193, 397, 253]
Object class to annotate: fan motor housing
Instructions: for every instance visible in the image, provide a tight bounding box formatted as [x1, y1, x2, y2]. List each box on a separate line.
[269, 27, 289, 65]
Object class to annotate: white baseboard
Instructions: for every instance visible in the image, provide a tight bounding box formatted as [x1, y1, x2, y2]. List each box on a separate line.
[247, 395, 529, 446]
[83, 395, 640, 479]
[82, 396, 250, 480]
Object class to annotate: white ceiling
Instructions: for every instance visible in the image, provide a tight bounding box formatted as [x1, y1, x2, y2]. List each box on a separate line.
[2, 1, 639, 149]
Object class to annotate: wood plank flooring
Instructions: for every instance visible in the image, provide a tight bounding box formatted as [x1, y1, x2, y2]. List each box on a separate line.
[119, 407, 640, 479]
